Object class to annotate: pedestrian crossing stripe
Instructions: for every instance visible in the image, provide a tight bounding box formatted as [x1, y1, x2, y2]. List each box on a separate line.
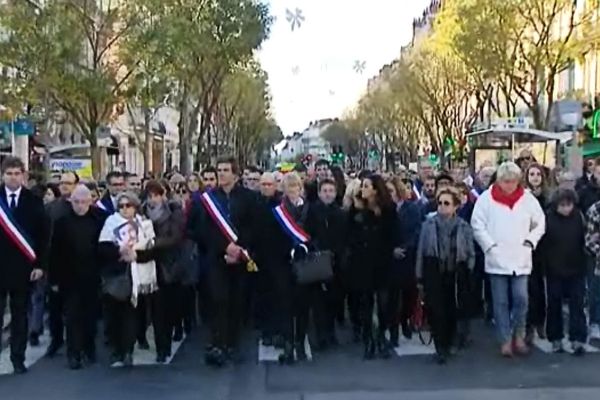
[258, 337, 312, 362]
[0, 332, 49, 375]
[111, 327, 186, 367]
[394, 335, 436, 357]
[532, 337, 600, 354]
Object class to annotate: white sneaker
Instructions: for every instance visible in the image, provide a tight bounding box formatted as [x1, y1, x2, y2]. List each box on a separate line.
[590, 324, 600, 340]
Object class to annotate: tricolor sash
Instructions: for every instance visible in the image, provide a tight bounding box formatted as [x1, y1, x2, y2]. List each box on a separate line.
[199, 191, 257, 272]
[468, 188, 482, 203]
[412, 185, 422, 200]
[0, 198, 36, 263]
[95, 199, 107, 211]
[273, 203, 311, 244]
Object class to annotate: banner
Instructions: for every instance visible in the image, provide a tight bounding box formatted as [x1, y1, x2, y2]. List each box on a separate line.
[50, 158, 93, 179]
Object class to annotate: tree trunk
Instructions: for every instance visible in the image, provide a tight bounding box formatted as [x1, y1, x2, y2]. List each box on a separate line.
[90, 135, 102, 181]
[143, 109, 152, 175]
[178, 85, 191, 174]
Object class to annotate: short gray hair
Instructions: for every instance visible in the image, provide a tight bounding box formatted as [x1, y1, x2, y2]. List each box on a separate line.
[71, 184, 91, 200]
[116, 191, 141, 208]
[496, 161, 522, 181]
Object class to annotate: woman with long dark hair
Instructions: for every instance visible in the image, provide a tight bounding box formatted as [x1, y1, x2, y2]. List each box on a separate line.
[330, 165, 347, 207]
[347, 174, 396, 359]
[524, 163, 548, 343]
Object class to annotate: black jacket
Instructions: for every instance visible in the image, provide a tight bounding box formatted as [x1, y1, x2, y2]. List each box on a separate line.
[49, 207, 105, 288]
[578, 181, 600, 212]
[0, 185, 49, 290]
[188, 185, 257, 268]
[253, 193, 291, 270]
[345, 205, 396, 291]
[540, 208, 586, 278]
[305, 200, 347, 262]
[139, 201, 185, 285]
[392, 201, 422, 280]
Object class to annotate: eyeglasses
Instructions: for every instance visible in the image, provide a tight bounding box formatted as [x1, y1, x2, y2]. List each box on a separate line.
[118, 203, 134, 209]
[438, 200, 452, 206]
[128, 182, 141, 187]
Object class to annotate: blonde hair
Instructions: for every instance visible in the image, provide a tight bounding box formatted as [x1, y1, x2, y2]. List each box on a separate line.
[281, 172, 302, 192]
[343, 178, 362, 210]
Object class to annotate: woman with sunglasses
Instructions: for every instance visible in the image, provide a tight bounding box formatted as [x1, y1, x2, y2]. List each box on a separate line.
[98, 191, 153, 367]
[416, 187, 475, 364]
[524, 163, 549, 344]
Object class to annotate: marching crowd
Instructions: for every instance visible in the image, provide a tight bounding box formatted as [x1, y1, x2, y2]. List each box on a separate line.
[2, 152, 600, 374]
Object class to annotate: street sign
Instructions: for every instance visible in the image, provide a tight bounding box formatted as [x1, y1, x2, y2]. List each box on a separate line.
[13, 118, 34, 136]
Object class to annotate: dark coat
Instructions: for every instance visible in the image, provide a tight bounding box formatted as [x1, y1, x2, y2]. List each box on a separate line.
[97, 191, 116, 215]
[49, 207, 105, 289]
[188, 185, 257, 269]
[139, 201, 186, 285]
[0, 185, 49, 290]
[345, 205, 396, 292]
[540, 208, 586, 278]
[391, 201, 422, 282]
[253, 193, 291, 271]
[578, 181, 600, 212]
[305, 200, 347, 261]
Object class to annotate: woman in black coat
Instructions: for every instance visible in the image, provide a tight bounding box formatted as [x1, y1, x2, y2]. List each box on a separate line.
[347, 174, 396, 359]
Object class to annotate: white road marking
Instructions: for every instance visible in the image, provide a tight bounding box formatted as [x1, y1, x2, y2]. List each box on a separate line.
[0, 332, 49, 375]
[258, 337, 312, 362]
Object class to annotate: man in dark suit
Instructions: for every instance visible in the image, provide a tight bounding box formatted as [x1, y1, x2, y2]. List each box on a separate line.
[95, 171, 125, 215]
[0, 157, 49, 374]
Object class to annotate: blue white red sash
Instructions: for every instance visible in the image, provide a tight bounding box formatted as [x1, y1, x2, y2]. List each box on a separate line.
[199, 191, 251, 262]
[469, 188, 480, 202]
[0, 198, 36, 263]
[412, 185, 422, 200]
[95, 199, 107, 211]
[273, 203, 311, 244]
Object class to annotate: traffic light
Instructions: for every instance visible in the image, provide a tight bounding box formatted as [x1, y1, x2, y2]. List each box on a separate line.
[332, 145, 344, 164]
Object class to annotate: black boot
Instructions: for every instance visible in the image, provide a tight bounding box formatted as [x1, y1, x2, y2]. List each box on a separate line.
[205, 347, 226, 368]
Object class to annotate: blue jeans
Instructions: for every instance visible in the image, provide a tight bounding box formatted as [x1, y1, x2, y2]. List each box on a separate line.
[587, 255, 600, 325]
[28, 279, 46, 335]
[489, 274, 529, 343]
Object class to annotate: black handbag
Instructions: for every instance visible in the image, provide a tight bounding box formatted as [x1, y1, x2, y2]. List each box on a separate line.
[102, 269, 132, 301]
[292, 247, 334, 285]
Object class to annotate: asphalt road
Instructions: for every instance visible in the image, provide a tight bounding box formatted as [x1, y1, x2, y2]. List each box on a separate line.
[1, 321, 599, 400]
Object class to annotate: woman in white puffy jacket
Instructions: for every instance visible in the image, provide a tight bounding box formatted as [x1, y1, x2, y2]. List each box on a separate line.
[471, 161, 545, 357]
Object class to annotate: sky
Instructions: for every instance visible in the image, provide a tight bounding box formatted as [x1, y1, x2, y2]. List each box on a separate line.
[258, 0, 432, 136]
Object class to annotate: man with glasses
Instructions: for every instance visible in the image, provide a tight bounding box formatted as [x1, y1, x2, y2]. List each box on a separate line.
[245, 166, 262, 192]
[45, 171, 80, 357]
[96, 171, 126, 214]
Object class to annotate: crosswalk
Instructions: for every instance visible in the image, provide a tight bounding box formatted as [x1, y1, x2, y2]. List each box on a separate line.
[0, 332, 49, 375]
[532, 335, 600, 354]
[111, 327, 187, 368]
[258, 337, 313, 362]
[394, 334, 436, 357]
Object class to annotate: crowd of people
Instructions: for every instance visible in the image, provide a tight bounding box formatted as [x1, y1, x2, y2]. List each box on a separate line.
[1, 152, 600, 374]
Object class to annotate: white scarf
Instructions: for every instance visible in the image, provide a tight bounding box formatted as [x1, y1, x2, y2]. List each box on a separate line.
[99, 212, 158, 306]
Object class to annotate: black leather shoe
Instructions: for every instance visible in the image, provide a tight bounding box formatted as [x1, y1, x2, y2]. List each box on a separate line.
[295, 342, 307, 361]
[45, 340, 63, 358]
[205, 347, 226, 368]
[12, 362, 27, 374]
[156, 353, 168, 364]
[123, 353, 133, 367]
